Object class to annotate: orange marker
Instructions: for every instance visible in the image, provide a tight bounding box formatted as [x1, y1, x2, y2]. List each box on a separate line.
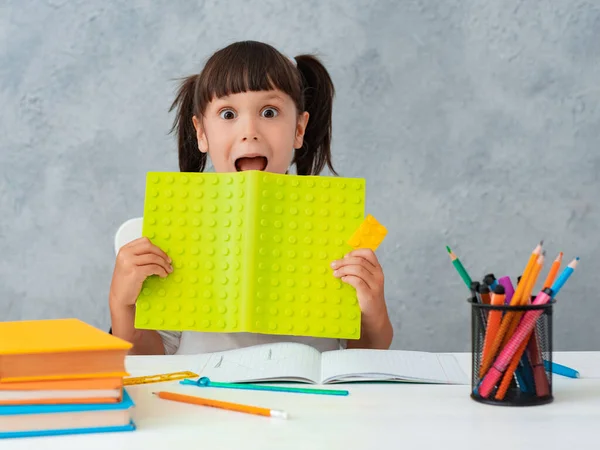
[479, 285, 506, 377]
[478, 284, 491, 305]
[152, 391, 288, 419]
[543, 252, 563, 289]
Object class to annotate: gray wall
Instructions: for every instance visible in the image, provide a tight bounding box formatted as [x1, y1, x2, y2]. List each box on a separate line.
[1, 0, 598, 352]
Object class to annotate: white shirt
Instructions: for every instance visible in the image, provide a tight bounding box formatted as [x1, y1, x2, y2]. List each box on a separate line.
[159, 330, 345, 355]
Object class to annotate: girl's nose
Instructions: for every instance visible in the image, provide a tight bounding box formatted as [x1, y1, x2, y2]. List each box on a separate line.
[241, 117, 259, 141]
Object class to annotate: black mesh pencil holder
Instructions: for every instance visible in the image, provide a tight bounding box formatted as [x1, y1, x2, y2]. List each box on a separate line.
[469, 297, 555, 406]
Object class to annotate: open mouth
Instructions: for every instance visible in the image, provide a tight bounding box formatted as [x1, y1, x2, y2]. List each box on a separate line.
[234, 156, 268, 172]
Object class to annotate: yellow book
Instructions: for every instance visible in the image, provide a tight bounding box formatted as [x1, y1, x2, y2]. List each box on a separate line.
[0, 318, 132, 383]
[135, 171, 367, 340]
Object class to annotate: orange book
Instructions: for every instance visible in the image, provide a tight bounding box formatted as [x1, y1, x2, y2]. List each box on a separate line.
[0, 318, 132, 383]
[0, 377, 124, 405]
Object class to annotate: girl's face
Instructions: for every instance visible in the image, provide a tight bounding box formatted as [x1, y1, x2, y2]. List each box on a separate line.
[192, 89, 309, 174]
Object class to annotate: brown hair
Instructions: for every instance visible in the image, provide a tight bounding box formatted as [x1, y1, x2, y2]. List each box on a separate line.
[169, 40, 337, 175]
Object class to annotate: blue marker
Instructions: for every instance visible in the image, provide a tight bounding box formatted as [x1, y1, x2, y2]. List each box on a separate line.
[483, 274, 498, 291]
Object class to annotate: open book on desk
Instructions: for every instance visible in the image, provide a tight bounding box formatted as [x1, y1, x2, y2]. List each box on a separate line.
[195, 342, 469, 385]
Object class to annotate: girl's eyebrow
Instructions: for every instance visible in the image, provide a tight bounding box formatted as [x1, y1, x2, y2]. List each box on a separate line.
[259, 92, 286, 103]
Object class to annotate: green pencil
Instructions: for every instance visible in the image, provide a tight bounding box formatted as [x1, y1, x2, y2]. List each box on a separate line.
[446, 246, 473, 288]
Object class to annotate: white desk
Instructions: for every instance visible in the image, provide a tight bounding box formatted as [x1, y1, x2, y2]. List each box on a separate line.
[4, 352, 600, 450]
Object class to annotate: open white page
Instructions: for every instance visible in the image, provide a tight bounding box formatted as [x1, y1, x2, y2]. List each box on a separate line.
[196, 342, 322, 383]
[320, 349, 469, 384]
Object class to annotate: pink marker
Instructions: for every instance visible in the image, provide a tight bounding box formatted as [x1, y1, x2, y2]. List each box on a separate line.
[478, 289, 552, 398]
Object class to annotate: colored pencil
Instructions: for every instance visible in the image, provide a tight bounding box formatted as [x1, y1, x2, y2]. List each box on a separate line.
[446, 246, 473, 288]
[152, 391, 288, 419]
[499, 250, 545, 349]
[543, 252, 563, 289]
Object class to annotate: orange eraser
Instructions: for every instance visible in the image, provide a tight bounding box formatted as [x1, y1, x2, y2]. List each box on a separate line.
[347, 214, 387, 251]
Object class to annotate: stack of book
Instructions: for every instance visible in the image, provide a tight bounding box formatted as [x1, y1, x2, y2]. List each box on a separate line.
[0, 318, 135, 439]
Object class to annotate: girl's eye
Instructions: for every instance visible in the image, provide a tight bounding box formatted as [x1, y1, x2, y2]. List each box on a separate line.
[219, 109, 237, 120]
[261, 108, 278, 119]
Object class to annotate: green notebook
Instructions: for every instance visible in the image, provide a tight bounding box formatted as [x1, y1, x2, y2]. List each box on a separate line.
[134, 171, 366, 340]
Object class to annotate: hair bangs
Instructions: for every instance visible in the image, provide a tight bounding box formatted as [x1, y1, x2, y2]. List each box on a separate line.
[195, 41, 303, 115]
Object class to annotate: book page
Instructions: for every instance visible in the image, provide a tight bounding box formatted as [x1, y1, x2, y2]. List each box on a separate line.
[195, 342, 322, 383]
[320, 349, 469, 384]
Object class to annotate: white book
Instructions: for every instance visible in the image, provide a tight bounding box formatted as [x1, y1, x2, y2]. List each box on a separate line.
[195, 342, 468, 385]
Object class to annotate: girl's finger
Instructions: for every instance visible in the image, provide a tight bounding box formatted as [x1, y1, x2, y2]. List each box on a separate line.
[134, 254, 173, 274]
[338, 275, 370, 298]
[331, 256, 376, 277]
[332, 265, 375, 290]
[137, 264, 170, 280]
[131, 237, 172, 263]
[343, 248, 381, 270]
[123, 236, 152, 250]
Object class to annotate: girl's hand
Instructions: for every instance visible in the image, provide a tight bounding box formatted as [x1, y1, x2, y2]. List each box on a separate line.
[331, 248, 393, 349]
[109, 237, 173, 309]
[330, 248, 387, 320]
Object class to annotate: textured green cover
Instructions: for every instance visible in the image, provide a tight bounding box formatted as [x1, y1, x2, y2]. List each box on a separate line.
[134, 171, 365, 339]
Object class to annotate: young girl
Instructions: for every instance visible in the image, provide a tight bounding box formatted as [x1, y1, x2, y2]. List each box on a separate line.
[109, 40, 393, 355]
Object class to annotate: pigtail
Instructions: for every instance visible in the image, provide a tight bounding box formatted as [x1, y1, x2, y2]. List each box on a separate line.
[169, 75, 207, 172]
[293, 55, 337, 176]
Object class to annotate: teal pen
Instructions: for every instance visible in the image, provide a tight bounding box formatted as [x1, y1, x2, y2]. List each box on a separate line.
[180, 377, 350, 396]
[544, 360, 580, 379]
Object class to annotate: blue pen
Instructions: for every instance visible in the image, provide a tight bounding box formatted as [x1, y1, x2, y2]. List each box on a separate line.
[544, 360, 580, 379]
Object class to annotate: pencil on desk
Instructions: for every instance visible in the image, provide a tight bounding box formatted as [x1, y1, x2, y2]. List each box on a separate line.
[152, 391, 288, 419]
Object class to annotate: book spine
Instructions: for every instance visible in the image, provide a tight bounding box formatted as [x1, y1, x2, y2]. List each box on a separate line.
[241, 171, 259, 330]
